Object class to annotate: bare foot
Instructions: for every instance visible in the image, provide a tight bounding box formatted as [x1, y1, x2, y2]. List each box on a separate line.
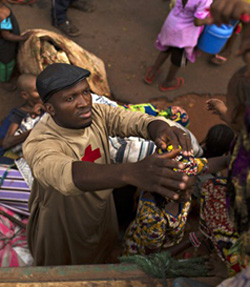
[143, 66, 161, 84]
[159, 77, 184, 91]
[161, 79, 178, 89]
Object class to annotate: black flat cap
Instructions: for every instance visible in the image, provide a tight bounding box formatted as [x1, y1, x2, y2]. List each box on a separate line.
[36, 63, 91, 102]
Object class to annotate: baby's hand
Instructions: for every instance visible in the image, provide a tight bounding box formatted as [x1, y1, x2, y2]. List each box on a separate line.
[30, 103, 45, 118]
[206, 99, 227, 121]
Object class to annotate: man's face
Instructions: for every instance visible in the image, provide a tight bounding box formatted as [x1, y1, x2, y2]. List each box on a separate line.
[45, 79, 92, 129]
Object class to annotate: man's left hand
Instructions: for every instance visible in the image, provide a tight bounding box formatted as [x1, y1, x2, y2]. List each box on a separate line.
[148, 120, 192, 155]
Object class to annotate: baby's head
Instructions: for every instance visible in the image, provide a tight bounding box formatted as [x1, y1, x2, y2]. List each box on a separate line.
[225, 66, 249, 132]
[17, 74, 41, 105]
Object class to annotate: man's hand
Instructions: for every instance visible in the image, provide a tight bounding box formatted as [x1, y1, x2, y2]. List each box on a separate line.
[129, 149, 195, 201]
[206, 99, 227, 122]
[147, 120, 192, 156]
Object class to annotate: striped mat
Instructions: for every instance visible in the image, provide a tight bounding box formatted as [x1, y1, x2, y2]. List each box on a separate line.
[0, 167, 30, 217]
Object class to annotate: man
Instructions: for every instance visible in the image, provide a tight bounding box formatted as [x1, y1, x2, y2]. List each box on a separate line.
[52, 0, 95, 37]
[23, 63, 195, 266]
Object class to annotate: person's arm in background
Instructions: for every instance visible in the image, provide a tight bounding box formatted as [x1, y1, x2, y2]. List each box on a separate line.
[2, 122, 30, 150]
[193, 0, 213, 26]
[206, 155, 231, 174]
[206, 98, 228, 122]
[206, 0, 250, 25]
[204, 0, 250, 81]
[1, 30, 31, 42]
[194, 17, 210, 26]
[0, 12, 32, 42]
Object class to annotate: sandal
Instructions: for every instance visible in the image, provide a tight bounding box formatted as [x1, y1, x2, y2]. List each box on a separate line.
[210, 54, 227, 65]
[143, 66, 161, 85]
[159, 77, 184, 92]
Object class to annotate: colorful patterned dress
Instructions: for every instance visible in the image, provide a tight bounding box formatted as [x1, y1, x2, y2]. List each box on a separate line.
[200, 97, 250, 276]
[123, 148, 208, 256]
[199, 178, 249, 276]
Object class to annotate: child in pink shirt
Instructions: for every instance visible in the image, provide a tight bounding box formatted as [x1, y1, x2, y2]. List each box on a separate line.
[144, 0, 212, 92]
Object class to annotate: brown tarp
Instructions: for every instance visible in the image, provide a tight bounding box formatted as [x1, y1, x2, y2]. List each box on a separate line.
[17, 29, 111, 97]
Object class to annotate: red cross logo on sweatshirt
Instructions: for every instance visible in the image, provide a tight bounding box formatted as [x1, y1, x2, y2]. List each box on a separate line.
[81, 144, 101, 162]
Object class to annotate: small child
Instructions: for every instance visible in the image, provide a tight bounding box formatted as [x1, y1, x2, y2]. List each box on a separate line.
[0, 0, 30, 84]
[123, 145, 208, 256]
[2, 74, 44, 158]
[200, 124, 235, 158]
[144, 0, 212, 92]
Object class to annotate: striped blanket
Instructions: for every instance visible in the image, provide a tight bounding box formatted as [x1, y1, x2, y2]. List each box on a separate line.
[0, 165, 31, 217]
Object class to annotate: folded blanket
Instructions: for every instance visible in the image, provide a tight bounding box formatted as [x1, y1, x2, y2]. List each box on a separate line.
[17, 29, 110, 97]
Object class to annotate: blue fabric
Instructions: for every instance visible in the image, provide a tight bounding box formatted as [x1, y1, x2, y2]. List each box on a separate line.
[144, 105, 158, 116]
[0, 109, 14, 156]
[0, 17, 13, 30]
[0, 156, 14, 165]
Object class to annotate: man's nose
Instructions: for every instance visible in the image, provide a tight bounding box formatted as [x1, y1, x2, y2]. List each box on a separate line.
[76, 95, 89, 107]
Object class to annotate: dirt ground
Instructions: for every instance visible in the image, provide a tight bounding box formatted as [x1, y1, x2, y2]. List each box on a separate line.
[0, 0, 245, 141]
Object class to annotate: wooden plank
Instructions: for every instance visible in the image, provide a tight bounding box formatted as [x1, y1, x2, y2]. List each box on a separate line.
[0, 264, 220, 287]
[0, 279, 165, 287]
[0, 264, 161, 283]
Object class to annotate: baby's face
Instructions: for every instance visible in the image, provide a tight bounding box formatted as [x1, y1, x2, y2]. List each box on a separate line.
[27, 78, 40, 104]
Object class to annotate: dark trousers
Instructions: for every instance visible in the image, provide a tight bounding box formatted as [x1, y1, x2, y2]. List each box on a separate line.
[52, 0, 76, 26]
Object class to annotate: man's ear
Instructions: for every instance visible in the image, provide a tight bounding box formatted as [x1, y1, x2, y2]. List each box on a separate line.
[21, 91, 29, 100]
[44, 103, 55, 116]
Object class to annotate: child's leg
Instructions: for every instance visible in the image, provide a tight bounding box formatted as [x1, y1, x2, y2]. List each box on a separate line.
[144, 50, 170, 84]
[161, 63, 180, 88]
[52, 0, 71, 26]
[150, 50, 170, 76]
[159, 47, 185, 91]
